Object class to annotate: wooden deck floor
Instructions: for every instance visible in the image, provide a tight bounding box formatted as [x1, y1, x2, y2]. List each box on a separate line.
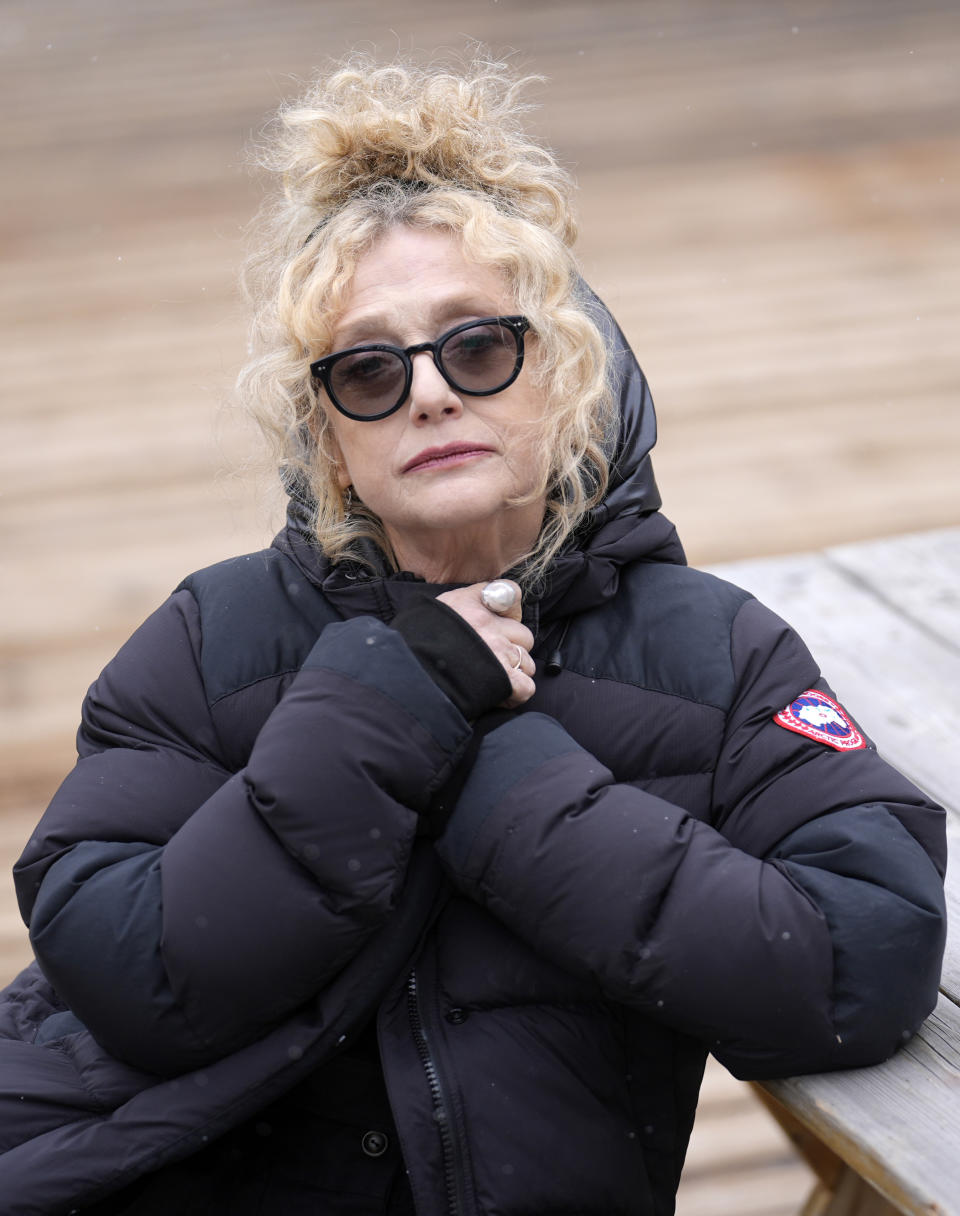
[2, 2, 959, 1211]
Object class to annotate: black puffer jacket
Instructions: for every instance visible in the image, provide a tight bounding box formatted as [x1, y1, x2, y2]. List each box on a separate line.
[2, 313, 947, 1216]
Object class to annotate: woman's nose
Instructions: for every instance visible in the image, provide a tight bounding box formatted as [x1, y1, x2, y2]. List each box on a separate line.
[408, 352, 462, 422]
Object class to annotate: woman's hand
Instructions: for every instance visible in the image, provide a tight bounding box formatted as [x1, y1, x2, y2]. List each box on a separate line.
[437, 580, 536, 708]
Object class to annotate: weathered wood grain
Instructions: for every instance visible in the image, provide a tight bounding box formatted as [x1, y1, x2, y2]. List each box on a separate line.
[677, 1157, 816, 1216]
[763, 994, 960, 1216]
[0, 808, 37, 979]
[827, 531, 960, 656]
[942, 820, 960, 1002]
[4, 0, 960, 808]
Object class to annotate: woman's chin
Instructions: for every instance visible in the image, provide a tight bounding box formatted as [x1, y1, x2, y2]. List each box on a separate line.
[383, 488, 545, 580]
[391, 476, 519, 534]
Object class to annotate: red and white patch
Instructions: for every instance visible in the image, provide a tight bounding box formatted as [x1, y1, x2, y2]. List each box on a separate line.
[774, 689, 866, 751]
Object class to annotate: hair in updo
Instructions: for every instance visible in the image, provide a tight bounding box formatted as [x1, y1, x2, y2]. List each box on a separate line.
[239, 53, 614, 585]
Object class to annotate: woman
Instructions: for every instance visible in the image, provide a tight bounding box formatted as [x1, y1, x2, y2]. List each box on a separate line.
[0, 57, 947, 1215]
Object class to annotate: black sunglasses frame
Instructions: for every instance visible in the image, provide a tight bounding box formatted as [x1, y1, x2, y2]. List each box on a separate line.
[310, 315, 531, 422]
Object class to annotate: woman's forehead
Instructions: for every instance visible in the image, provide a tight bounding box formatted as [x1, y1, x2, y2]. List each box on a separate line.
[332, 227, 512, 343]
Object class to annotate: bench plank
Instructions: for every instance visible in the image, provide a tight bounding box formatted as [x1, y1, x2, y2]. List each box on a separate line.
[940, 820, 960, 1001]
[827, 529, 960, 655]
[763, 993, 960, 1216]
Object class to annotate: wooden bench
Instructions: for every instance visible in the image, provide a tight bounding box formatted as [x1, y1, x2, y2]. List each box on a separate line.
[709, 527, 960, 1216]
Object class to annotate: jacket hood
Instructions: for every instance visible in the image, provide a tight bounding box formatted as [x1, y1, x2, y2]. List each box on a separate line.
[277, 290, 684, 623]
[584, 284, 663, 529]
[534, 287, 684, 618]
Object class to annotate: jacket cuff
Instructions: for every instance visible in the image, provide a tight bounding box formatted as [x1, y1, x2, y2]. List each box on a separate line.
[420, 709, 516, 837]
[391, 596, 511, 720]
[301, 616, 469, 758]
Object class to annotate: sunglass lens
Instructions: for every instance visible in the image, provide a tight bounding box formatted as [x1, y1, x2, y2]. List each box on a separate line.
[440, 322, 517, 393]
[330, 351, 406, 417]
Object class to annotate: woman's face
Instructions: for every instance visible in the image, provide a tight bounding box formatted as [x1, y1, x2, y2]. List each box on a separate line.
[320, 226, 550, 580]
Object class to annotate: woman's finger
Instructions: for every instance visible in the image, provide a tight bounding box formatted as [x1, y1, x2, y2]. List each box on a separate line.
[436, 583, 535, 699]
[437, 585, 532, 649]
[510, 645, 535, 676]
[502, 669, 535, 708]
[499, 643, 535, 708]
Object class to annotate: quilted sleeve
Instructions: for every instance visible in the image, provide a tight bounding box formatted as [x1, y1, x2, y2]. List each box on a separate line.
[433, 597, 946, 1080]
[16, 590, 472, 1075]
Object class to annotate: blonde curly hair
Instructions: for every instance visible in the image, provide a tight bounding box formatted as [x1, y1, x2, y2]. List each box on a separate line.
[238, 54, 615, 586]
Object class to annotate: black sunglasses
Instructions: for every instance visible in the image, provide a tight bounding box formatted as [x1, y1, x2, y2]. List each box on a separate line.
[310, 316, 531, 421]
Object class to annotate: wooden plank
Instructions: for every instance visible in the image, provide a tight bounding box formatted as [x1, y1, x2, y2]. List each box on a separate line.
[4, 0, 960, 824]
[676, 1158, 815, 1216]
[940, 819, 960, 1001]
[814, 1168, 901, 1216]
[0, 808, 41, 984]
[752, 1087, 844, 1191]
[762, 993, 960, 1216]
[705, 551, 960, 814]
[679, 1058, 816, 1214]
[683, 1081, 808, 1177]
[826, 529, 960, 654]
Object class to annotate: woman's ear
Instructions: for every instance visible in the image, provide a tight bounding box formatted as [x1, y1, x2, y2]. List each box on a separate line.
[334, 454, 352, 490]
[314, 416, 351, 490]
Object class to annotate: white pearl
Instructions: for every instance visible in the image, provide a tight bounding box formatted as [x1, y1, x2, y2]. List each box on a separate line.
[481, 580, 518, 614]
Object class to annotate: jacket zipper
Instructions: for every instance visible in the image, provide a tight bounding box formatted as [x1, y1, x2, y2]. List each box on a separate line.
[407, 969, 465, 1216]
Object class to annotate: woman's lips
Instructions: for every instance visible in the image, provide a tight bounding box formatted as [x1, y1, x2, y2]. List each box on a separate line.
[402, 444, 494, 473]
